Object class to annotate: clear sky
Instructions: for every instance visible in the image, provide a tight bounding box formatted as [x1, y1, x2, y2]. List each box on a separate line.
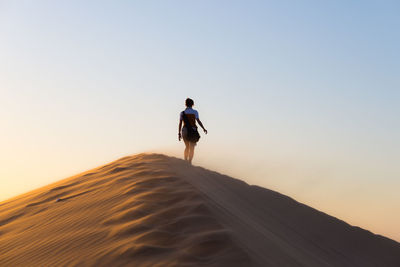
[1, 1, 399, 241]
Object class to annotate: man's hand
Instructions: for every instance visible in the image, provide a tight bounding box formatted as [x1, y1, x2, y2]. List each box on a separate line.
[178, 132, 182, 141]
[203, 129, 208, 134]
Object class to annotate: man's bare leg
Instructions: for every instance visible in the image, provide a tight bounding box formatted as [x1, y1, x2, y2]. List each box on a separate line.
[184, 140, 189, 161]
[188, 142, 195, 164]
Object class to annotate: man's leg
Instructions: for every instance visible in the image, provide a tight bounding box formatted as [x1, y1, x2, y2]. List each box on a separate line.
[188, 142, 195, 164]
[183, 140, 189, 160]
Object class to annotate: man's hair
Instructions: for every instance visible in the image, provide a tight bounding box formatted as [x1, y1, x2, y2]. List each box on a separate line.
[185, 98, 194, 107]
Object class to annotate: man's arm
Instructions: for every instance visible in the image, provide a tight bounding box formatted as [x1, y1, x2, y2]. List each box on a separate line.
[178, 119, 182, 141]
[196, 119, 208, 134]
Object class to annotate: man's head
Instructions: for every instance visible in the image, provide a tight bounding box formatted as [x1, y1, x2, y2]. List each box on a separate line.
[185, 98, 194, 108]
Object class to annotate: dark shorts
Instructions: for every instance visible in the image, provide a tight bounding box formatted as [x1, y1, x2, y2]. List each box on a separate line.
[182, 126, 197, 144]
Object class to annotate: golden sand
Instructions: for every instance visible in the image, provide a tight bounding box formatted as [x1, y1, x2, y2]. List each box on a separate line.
[0, 154, 399, 266]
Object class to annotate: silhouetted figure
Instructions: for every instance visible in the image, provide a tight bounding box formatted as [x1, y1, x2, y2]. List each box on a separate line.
[178, 98, 207, 164]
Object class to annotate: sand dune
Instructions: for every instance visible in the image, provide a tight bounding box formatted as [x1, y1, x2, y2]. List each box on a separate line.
[0, 153, 399, 266]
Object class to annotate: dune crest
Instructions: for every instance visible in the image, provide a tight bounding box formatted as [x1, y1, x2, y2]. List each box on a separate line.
[0, 153, 399, 266]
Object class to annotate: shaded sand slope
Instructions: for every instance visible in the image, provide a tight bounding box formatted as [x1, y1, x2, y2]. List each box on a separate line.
[168, 157, 400, 266]
[0, 154, 399, 266]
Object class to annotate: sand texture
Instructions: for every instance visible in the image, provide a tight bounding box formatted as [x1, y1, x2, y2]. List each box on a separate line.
[0, 153, 399, 266]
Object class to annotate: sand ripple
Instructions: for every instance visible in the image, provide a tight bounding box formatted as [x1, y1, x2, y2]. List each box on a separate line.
[0, 153, 251, 267]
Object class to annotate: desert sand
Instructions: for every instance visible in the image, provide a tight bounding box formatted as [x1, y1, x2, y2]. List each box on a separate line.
[0, 153, 399, 266]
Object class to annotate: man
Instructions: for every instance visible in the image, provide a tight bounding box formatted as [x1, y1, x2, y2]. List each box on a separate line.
[178, 98, 207, 164]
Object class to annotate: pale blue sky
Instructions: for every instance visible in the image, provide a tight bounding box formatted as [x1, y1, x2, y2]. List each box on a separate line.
[1, 1, 399, 240]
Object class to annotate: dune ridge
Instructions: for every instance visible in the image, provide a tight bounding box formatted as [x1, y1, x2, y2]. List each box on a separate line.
[0, 153, 399, 266]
